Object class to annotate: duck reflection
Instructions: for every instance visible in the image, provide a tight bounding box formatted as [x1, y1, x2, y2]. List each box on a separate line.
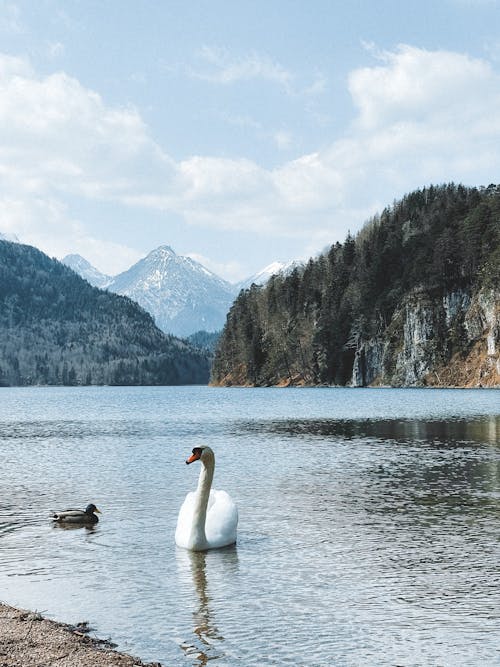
[51, 522, 97, 531]
[177, 546, 238, 666]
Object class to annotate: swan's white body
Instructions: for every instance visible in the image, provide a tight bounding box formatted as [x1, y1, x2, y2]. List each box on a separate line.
[175, 446, 238, 551]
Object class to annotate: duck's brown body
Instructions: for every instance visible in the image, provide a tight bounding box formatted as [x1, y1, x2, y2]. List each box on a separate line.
[52, 504, 101, 524]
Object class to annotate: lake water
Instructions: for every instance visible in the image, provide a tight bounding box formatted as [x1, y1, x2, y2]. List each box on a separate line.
[0, 386, 499, 666]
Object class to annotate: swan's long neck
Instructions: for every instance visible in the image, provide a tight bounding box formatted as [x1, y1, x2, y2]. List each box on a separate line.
[190, 455, 214, 550]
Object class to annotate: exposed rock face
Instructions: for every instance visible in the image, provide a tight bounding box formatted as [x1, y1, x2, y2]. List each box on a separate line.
[351, 288, 499, 387]
[351, 339, 385, 387]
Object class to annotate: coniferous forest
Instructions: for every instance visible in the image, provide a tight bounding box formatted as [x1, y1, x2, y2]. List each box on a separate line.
[0, 240, 210, 386]
[212, 184, 500, 387]
[1, 184, 499, 388]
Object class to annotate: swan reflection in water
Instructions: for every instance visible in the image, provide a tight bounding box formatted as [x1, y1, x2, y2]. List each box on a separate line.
[176, 546, 239, 666]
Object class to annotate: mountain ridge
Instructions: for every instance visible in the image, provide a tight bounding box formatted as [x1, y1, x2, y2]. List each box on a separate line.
[0, 240, 210, 386]
[63, 247, 300, 337]
[212, 183, 500, 388]
[106, 246, 236, 337]
[63, 253, 112, 289]
[234, 260, 302, 292]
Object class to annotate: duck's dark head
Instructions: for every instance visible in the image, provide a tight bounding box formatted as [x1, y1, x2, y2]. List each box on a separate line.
[85, 503, 101, 515]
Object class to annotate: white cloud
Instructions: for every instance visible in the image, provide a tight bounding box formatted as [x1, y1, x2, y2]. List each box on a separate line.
[2, 46, 500, 279]
[186, 252, 243, 284]
[191, 46, 294, 91]
[189, 46, 327, 100]
[344, 46, 500, 185]
[0, 53, 175, 271]
[170, 45, 500, 244]
[0, 54, 175, 194]
[349, 44, 494, 129]
[0, 195, 141, 274]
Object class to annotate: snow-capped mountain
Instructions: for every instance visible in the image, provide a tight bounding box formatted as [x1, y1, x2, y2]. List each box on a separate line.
[61, 246, 303, 337]
[0, 232, 20, 243]
[107, 246, 237, 337]
[235, 260, 302, 291]
[62, 254, 113, 289]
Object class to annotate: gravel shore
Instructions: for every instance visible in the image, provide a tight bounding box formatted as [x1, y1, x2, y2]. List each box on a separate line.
[0, 603, 161, 667]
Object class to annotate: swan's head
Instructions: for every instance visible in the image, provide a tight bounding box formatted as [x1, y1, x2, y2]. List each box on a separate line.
[186, 445, 214, 465]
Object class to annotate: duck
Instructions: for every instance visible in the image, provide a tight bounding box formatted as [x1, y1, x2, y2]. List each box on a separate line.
[175, 446, 238, 551]
[52, 503, 101, 524]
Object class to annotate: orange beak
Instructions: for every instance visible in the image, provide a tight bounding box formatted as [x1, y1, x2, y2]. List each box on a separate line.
[186, 450, 201, 464]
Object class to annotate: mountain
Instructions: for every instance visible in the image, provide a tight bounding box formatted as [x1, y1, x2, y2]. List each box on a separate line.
[62, 253, 112, 289]
[235, 260, 301, 291]
[187, 330, 221, 354]
[212, 183, 500, 388]
[0, 240, 210, 386]
[0, 232, 20, 243]
[107, 246, 236, 337]
[61, 248, 305, 337]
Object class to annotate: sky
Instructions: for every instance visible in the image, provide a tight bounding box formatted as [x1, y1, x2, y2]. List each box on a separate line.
[1, 0, 500, 282]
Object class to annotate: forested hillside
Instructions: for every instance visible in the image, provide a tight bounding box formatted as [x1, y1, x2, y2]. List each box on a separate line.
[0, 241, 210, 386]
[212, 183, 500, 387]
[187, 330, 221, 353]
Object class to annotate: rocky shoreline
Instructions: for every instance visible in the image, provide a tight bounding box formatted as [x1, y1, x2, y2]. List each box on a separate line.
[0, 603, 161, 667]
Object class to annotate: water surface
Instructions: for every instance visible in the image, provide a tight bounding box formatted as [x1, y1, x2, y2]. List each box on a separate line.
[0, 387, 499, 666]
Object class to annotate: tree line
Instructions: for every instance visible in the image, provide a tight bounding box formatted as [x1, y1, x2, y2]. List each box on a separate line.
[212, 183, 500, 386]
[0, 241, 210, 386]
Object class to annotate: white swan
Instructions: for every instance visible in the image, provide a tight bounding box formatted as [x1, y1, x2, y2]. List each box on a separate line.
[175, 446, 238, 551]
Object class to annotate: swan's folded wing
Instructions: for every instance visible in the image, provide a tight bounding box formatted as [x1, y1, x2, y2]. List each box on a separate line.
[205, 489, 238, 548]
[175, 491, 197, 548]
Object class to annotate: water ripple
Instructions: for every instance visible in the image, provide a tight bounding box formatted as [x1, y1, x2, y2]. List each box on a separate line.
[0, 386, 498, 666]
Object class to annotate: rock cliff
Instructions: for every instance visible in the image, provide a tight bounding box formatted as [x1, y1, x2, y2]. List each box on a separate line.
[351, 288, 499, 387]
[212, 183, 500, 389]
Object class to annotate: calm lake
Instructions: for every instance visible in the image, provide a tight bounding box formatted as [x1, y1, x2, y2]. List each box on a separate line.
[0, 386, 499, 666]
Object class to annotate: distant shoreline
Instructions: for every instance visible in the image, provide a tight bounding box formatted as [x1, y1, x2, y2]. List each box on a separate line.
[1, 382, 499, 389]
[0, 602, 160, 667]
